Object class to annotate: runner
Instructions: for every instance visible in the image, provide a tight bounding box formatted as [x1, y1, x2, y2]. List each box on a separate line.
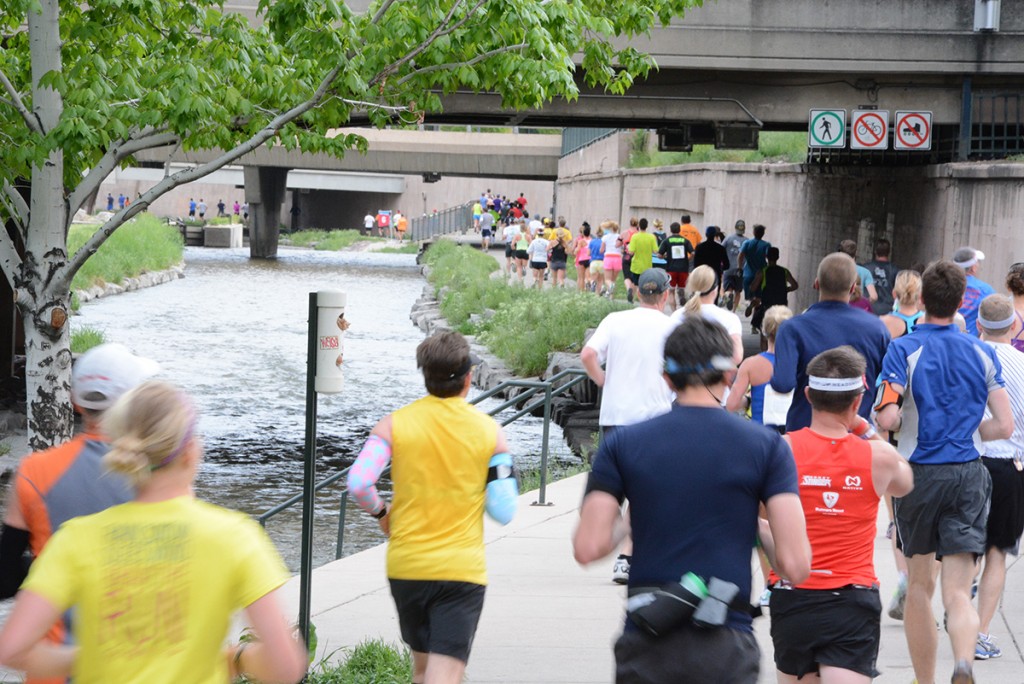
[513, 220, 530, 282]
[600, 220, 623, 299]
[346, 332, 517, 684]
[880, 270, 924, 340]
[953, 246, 995, 336]
[549, 220, 573, 288]
[621, 218, 639, 302]
[472, 199, 483, 232]
[581, 269, 678, 584]
[771, 253, 890, 432]
[747, 247, 799, 339]
[738, 224, 772, 308]
[575, 316, 811, 684]
[478, 210, 494, 251]
[0, 380, 307, 684]
[395, 211, 409, 242]
[502, 220, 521, 279]
[761, 347, 913, 684]
[875, 260, 1013, 684]
[650, 220, 668, 271]
[974, 295, 1024, 661]
[574, 223, 593, 293]
[839, 239, 878, 307]
[527, 224, 550, 289]
[658, 222, 694, 309]
[726, 305, 794, 432]
[626, 218, 658, 300]
[678, 214, 702, 255]
[672, 265, 744, 364]
[693, 226, 730, 297]
[864, 239, 901, 315]
[722, 220, 747, 311]
[1005, 261, 1024, 352]
[588, 224, 605, 295]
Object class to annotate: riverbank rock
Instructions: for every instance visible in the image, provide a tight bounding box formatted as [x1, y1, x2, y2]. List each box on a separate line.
[76, 263, 186, 304]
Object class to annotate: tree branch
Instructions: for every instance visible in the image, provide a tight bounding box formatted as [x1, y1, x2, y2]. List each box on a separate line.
[0, 66, 42, 135]
[67, 128, 180, 216]
[371, 0, 402, 24]
[395, 43, 528, 87]
[57, 64, 345, 290]
[2, 181, 29, 227]
[368, 0, 486, 88]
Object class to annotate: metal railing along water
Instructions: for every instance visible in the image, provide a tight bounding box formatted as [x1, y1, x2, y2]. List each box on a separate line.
[408, 202, 474, 241]
[257, 368, 591, 562]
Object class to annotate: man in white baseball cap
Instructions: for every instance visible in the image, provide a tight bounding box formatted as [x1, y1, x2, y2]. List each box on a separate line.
[953, 246, 995, 336]
[0, 343, 159, 610]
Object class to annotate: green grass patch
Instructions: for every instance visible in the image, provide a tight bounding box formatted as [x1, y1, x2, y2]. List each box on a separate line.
[519, 460, 590, 493]
[628, 130, 808, 167]
[378, 243, 421, 254]
[0, 443, 10, 458]
[70, 326, 106, 354]
[306, 639, 412, 684]
[283, 229, 384, 251]
[423, 241, 630, 375]
[69, 213, 183, 291]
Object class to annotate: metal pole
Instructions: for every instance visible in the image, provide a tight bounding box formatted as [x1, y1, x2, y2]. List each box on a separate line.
[336, 490, 349, 560]
[298, 292, 318, 646]
[534, 384, 554, 506]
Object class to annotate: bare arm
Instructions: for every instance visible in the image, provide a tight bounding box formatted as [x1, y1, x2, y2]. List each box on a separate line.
[580, 346, 605, 387]
[725, 362, 752, 413]
[786, 271, 799, 292]
[866, 283, 878, 303]
[980, 387, 1014, 441]
[870, 441, 914, 498]
[763, 493, 811, 585]
[0, 590, 76, 678]
[0, 485, 31, 599]
[573, 491, 628, 565]
[874, 381, 905, 433]
[730, 334, 743, 366]
[231, 589, 308, 684]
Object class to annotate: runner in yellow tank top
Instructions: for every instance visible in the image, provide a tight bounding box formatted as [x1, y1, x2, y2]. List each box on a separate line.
[347, 331, 518, 684]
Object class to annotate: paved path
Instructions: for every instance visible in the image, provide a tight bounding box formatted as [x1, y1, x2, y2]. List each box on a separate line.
[287, 473, 1024, 683]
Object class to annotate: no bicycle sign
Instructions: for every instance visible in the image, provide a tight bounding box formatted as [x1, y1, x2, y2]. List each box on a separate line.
[851, 110, 889, 150]
[808, 109, 846, 148]
[894, 111, 932, 151]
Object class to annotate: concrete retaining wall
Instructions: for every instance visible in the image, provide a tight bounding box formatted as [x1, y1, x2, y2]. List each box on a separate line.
[557, 153, 1024, 312]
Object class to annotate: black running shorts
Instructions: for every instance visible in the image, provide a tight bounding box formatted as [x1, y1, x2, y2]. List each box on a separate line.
[614, 624, 759, 684]
[770, 586, 881, 679]
[894, 459, 991, 559]
[505, 245, 514, 258]
[982, 456, 1024, 554]
[389, 579, 486, 662]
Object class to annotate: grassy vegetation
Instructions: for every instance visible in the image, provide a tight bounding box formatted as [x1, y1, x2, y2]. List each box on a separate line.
[519, 461, 590, 492]
[307, 639, 411, 684]
[68, 213, 184, 291]
[70, 326, 106, 353]
[282, 229, 384, 251]
[378, 243, 421, 254]
[422, 240, 629, 376]
[627, 130, 808, 167]
[0, 443, 10, 458]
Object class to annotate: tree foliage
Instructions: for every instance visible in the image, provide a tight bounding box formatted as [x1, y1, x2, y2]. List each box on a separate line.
[0, 0, 701, 448]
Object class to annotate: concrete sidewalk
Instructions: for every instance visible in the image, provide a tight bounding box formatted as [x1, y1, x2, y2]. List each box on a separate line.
[286, 473, 1024, 683]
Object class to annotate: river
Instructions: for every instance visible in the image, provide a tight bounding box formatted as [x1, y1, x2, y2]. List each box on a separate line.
[73, 245, 558, 571]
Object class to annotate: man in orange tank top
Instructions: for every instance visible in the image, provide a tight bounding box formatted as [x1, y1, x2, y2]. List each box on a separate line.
[760, 346, 912, 684]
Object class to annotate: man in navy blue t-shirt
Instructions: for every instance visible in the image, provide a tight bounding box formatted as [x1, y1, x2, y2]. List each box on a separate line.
[771, 253, 891, 432]
[574, 317, 810, 684]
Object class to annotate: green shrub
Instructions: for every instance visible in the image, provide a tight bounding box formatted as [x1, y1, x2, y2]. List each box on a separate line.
[378, 243, 420, 254]
[69, 213, 183, 291]
[70, 326, 106, 353]
[422, 241, 629, 376]
[307, 639, 411, 684]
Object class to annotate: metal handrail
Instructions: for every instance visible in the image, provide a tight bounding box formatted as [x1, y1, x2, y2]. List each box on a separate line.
[408, 202, 474, 241]
[259, 368, 591, 562]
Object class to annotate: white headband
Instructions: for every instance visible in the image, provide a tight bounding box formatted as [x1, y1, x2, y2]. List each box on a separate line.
[808, 376, 866, 392]
[954, 256, 978, 269]
[978, 313, 1016, 330]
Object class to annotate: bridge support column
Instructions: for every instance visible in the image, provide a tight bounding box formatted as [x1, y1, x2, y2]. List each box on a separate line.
[243, 166, 289, 259]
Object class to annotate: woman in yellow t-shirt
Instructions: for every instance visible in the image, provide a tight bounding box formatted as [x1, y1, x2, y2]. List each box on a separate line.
[0, 381, 307, 684]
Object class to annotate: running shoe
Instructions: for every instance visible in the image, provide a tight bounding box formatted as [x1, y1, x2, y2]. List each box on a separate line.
[950, 659, 975, 684]
[723, 292, 734, 311]
[745, 301, 755, 317]
[888, 574, 908, 621]
[975, 633, 1002, 660]
[612, 555, 630, 585]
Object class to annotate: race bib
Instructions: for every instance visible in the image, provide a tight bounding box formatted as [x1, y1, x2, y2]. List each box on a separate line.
[671, 245, 687, 260]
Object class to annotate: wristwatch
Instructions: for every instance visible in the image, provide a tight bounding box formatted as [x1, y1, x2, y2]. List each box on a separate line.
[373, 505, 389, 520]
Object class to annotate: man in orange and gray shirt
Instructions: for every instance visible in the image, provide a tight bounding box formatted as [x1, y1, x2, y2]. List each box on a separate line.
[0, 343, 158, 683]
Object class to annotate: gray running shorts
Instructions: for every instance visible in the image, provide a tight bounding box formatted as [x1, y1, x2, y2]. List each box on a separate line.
[894, 459, 991, 559]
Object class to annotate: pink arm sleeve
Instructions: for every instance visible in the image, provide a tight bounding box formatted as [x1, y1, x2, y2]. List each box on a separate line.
[346, 435, 392, 515]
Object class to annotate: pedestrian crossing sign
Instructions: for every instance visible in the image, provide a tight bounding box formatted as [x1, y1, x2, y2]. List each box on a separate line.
[808, 109, 847, 148]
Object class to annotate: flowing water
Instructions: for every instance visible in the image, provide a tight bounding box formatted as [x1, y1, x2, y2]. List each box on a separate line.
[73, 246, 562, 571]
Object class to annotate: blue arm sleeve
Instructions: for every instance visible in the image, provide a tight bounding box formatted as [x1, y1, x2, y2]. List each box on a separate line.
[770, 323, 797, 393]
[485, 453, 518, 525]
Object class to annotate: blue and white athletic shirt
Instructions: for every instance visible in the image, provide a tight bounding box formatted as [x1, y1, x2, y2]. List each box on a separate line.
[880, 323, 1003, 465]
[983, 341, 1024, 460]
[960, 274, 996, 337]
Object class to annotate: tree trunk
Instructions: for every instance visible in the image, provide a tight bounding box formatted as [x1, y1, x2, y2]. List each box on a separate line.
[22, 0, 73, 450]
